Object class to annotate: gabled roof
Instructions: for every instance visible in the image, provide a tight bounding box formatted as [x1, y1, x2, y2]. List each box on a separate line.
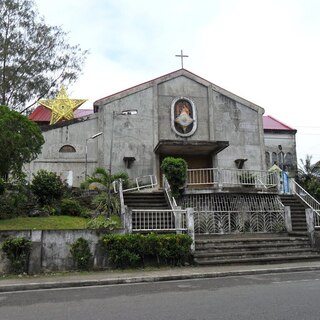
[263, 115, 296, 132]
[29, 105, 93, 122]
[93, 68, 264, 114]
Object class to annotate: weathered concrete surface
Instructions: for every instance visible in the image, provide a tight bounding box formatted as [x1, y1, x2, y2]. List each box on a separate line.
[27, 69, 272, 187]
[0, 229, 123, 274]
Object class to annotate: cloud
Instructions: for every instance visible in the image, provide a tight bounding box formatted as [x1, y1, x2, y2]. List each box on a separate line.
[35, 0, 320, 162]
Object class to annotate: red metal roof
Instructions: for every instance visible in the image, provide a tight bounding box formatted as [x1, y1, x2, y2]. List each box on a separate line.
[263, 115, 296, 131]
[29, 105, 93, 122]
[30, 105, 296, 134]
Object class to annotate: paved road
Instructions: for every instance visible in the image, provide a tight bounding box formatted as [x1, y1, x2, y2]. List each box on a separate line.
[1, 270, 320, 320]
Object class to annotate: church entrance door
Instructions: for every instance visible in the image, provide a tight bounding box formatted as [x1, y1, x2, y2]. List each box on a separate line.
[159, 154, 212, 186]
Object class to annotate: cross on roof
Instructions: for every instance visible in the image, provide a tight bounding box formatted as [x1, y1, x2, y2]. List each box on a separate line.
[175, 49, 189, 68]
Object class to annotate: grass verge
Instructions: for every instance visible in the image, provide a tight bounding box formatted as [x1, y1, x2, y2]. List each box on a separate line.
[0, 216, 88, 230]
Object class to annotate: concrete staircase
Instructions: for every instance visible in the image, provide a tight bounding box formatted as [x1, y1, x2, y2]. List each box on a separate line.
[280, 194, 308, 232]
[194, 234, 320, 265]
[123, 191, 172, 231]
[123, 191, 169, 209]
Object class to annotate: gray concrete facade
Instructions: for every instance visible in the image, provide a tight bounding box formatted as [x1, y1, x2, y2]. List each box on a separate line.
[28, 69, 270, 186]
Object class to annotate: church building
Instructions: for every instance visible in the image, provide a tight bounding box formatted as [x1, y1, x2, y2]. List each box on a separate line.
[27, 68, 297, 187]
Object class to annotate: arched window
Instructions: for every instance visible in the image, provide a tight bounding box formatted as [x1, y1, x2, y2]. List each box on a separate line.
[272, 152, 277, 165]
[285, 152, 293, 166]
[59, 145, 76, 153]
[265, 152, 271, 168]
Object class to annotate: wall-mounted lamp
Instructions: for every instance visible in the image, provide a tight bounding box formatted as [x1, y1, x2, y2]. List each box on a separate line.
[235, 158, 248, 169]
[123, 157, 136, 168]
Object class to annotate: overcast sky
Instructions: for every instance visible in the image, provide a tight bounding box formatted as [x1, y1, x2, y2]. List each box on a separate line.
[35, 0, 320, 164]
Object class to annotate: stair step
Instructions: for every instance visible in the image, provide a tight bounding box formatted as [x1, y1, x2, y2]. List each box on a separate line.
[194, 248, 317, 259]
[124, 191, 170, 211]
[195, 254, 320, 265]
[195, 236, 307, 244]
[195, 242, 310, 251]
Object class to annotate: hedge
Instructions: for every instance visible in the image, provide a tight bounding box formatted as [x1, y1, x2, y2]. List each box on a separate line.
[101, 233, 192, 268]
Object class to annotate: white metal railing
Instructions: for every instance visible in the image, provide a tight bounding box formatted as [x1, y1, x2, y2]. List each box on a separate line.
[131, 209, 187, 232]
[113, 174, 157, 193]
[163, 176, 178, 209]
[194, 210, 285, 234]
[291, 180, 320, 226]
[187, 168, 218, 186]
[187, 168, 278, 189]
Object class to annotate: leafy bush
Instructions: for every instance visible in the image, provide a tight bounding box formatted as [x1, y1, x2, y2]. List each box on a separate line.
[31, 170, 66, 205]
[101, 234, 143, 268]
[161, 157, 187, 198]
[0, 178, 5, 195]
[70, 237, 92, 271]
[87, 214, 121, 230]
[305, 177, 320, 202]
[2, 237, 32, 273]
[101, 233, 192, 268]
[81, 167, 130, 190]
[0, 187, 36, 219]
[61, 199, 83, 217]
[92, 192, 120, 216]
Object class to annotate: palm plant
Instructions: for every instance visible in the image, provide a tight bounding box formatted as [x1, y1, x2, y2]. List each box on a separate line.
[298, 155, 320, 184]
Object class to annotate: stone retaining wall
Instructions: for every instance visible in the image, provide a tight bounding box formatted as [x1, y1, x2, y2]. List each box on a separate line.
[0, 229, 124, 274]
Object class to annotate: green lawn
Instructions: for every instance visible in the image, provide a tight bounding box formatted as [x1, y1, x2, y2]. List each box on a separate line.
[0, 216, 88, 230]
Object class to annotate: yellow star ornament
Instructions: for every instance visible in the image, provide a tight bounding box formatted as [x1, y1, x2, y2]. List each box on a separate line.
[39, 86, 87, 125]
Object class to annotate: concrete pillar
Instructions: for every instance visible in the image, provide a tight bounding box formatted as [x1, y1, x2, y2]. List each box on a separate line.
[186, 208, 195, 253]
[28, 230, 42, 274]
[175, 209, 182, 234]
[284, 206, 292, 232]
[288, 178, 296, 195]
[305, 208, 315, 246]
[118, 179, 126, 225]
[314, 227, 320, 251]
[217, 169, 223, 191]
[124, 208, 132, 234]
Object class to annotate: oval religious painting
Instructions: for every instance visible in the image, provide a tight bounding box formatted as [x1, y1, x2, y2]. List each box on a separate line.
[171, 97, 197, 137]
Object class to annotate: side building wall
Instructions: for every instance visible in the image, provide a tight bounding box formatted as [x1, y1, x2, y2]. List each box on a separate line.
[264, 130, 297, 177]
[26, 115, 100, 187]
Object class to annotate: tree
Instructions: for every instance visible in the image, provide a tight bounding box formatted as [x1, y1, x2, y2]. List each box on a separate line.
[161, 157, 187, 198]
[0, 105, 44, 180]
[298, 155, 320, 201]
[0, 0, 88, 111]
[298, 155, 320, 185]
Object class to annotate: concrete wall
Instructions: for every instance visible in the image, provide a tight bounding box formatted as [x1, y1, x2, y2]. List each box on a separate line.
[0, 229, 122, 274]
[213, 93, 265, 170]
[27, 70, 269, 186]
[26, 116, 99, 186]
[264, 131, 297, 177]
[98, 72, 266, 177]
[158, 76, 210, 140]
[98, 87, 155, 179]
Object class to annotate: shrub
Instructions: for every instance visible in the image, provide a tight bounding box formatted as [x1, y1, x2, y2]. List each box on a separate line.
[101, 233, 192, 268]
[0, 187, 35, 219]
[161, 157, 187, 198]
[101, 234, 143, 268]
[0, 178, 5, 195]
[31, 170, 66, 205]
[87, 214, 121, 230]
[70, 237, 92, 271]
[61, 199, 83, 216]
[92, 192, 120, 216]
[2, 237, 32, 274]
[305, 177, 320, 202]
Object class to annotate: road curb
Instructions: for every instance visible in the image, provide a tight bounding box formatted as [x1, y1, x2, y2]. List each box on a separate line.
[1, 265, 320, 293]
